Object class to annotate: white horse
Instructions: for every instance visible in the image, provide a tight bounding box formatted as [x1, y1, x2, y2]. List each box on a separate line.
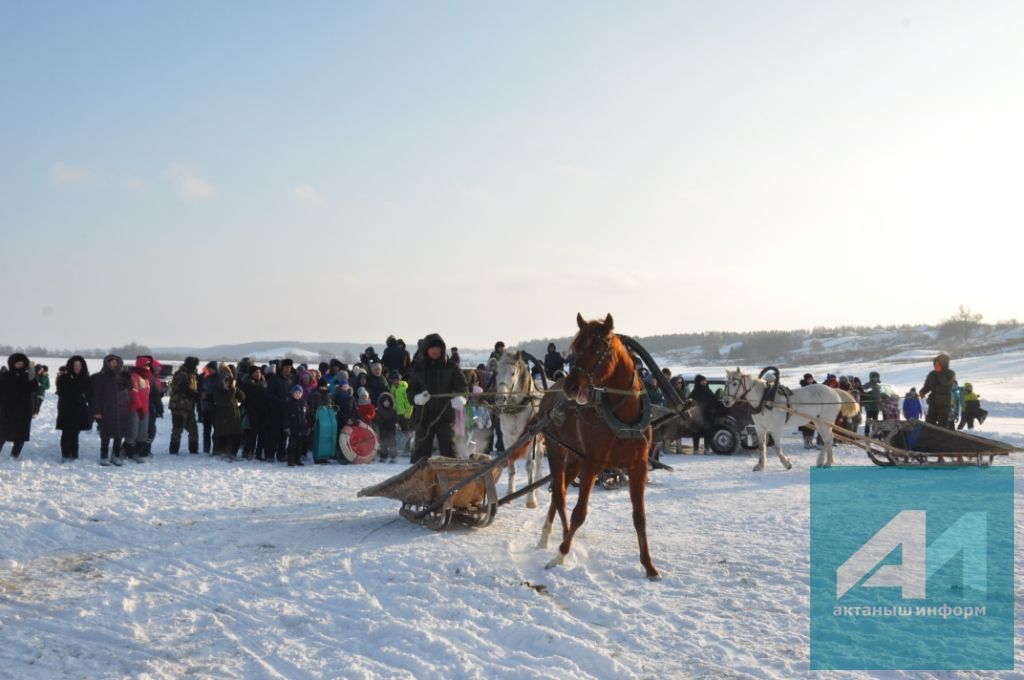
[722, 368, 860, 471]
[493, 350, 546, 508]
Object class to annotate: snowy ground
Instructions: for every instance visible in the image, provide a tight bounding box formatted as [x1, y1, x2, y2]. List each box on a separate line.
[1, 356, 1022, 678]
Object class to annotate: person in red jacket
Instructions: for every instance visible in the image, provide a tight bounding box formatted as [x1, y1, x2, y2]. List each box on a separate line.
[356, 387, 376, 424]
[123, 356, 152, 461]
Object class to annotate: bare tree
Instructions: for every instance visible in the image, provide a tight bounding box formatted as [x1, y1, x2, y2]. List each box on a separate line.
[938, 305, 983, 349]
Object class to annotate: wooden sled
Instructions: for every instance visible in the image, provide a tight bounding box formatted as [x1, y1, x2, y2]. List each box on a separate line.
[835, 419, 1015, 467]
[357, 453, 502, 530]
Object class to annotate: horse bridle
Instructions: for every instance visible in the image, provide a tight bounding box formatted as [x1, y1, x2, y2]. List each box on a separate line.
[724, 373, 754, 407]
[569, 335, 615, 392]
[495, 357, 536, 413]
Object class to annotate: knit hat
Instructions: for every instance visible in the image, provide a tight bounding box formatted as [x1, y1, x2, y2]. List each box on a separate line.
[357, 387, 370, 405]
[291, 384, 304, 395]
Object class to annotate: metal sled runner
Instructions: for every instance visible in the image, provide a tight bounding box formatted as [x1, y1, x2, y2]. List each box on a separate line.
[835, 419, 1016, 467]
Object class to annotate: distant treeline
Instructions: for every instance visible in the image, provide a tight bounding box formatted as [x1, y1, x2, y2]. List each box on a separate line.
[4, 317, 1020, 366]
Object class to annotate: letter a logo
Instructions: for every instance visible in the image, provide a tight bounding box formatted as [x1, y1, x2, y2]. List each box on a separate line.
[837, 510, 926, 599]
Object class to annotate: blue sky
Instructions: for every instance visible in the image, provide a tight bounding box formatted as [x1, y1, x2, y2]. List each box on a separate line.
[2, 2, 1022, 350]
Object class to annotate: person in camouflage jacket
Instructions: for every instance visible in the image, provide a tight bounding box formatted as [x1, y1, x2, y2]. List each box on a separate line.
[169, 357, 201, 454]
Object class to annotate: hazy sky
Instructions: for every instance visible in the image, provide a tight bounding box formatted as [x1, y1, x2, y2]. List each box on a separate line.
[2, 2, 1021, 350]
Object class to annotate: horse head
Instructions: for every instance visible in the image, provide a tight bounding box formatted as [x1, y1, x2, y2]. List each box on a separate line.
[494, 349, 527, 408]
[722, 367, 747, 408]
[564, 313, 617, 405]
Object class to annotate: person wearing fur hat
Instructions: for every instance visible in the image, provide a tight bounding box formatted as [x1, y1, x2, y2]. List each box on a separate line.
[56, 356, 93, 461]
[919, 353, 956, 428]
[266, 358, 295, 462]
[407, 333, 467, 463]
[376, 392, 399, 462]
[169, 357, 201, 454]
[0, 353, 39, 458]
[240, 365, 271, 460]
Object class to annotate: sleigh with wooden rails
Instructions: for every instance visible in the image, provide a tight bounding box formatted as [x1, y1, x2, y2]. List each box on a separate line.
[357, 453, 504, 530]
[833, 419, 1015, 467]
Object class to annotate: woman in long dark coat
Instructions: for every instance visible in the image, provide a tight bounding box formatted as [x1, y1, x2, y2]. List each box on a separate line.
[92, 354, 133, 465]
[0, 353, 38, 458]
[56, 355, 94, 461]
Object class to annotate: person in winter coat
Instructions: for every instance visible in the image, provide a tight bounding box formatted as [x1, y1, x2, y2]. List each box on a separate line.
[356, 387, 376, 424]
[861, 371, 882, 435]
[334, 380, 357, 427]
[381, 335, 404, 376]
[285, 384, 307, 466]
[213, 368, 245, 457]
[388, 370, 413, 428]
[32, 364, 49, 415]
[169, 357, 201, 454]
[306, 378, 335, 429]
[56, 355, 93, 461]
[919, 353, 956, 429]
[239, 365, 271, 460]
[266, 359, 295, 462]
[544, 343, 563, 380]
[797, 373, 818, 448]
[407, 333, 468, 463]
[121, 356, 153, 460]
[902, 387, 924, 421]
[0, 353, 39, 458]
[376, 392, 399, 462]
[641, 369, 665, 406]
[198, 361, 219, 453]
[957, 382, 986, 430]
[364, 363, 388, 404]
[144, 357, 164, 457]
[92, 354, 132, 465]
[689, 374, 722, 454]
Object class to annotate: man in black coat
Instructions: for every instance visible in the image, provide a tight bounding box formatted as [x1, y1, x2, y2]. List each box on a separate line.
[689, 374, 723, 454]
[240, 365, 272, 460]
[543, 343, 564, 380]
[407, 333, 467, 463]
[0, 353, 39, 458]
[266, 359, 295, 462]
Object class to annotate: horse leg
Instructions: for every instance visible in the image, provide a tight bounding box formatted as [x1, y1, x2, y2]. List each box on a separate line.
[753, 424, 767, 472]
[546, 465, 597, 570]
[506, 458, 517, 496]
[627, 459, 660, 580]
[820, 426, 836, 467]
[538, 444, 565, 549]
[773, 425, 792, 470]
[526, 438, 541, 509]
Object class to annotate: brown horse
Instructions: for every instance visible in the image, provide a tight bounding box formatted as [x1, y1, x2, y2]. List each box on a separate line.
[530, 313, 659, 580]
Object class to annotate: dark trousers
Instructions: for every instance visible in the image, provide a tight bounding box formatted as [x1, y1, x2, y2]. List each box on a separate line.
[214, 434, 242, 456]
[1, 440, 26, 458]
[863, 409, 879, 435]
[170, 410, 199, 453]
[925, 405, 953, 429]
[60, 430, 80, 459]
[201, 407, 215, 452]
[493, 414, 504, 452]
[245, 421, 272, 460]
[287, 433, 306, 466]
[411, 421, 454, 464]
[100, 436, 122, 459]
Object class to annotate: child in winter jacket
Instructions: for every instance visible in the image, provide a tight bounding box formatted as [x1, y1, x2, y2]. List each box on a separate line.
[902, 388, 924, 420]
[376, 393, 399, 462]
[285, 384, 307, 466]
[356, 387, 376, 424]
[334, 381, 357, 427]
[957, 382, 987, 430]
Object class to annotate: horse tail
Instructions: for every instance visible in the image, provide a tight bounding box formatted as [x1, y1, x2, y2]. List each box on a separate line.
[837, 389, 861, 418]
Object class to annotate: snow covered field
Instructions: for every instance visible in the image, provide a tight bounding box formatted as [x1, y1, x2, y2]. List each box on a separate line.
[1, 353, 1021, 679]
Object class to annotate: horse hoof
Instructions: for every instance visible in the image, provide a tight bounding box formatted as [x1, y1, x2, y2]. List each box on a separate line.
[784, 462, 793, 470]
[526, 498, 538, 509]
[545, 554, 565, 570]
[752, 464, 763, 472]
[647, 572, 662, 582]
